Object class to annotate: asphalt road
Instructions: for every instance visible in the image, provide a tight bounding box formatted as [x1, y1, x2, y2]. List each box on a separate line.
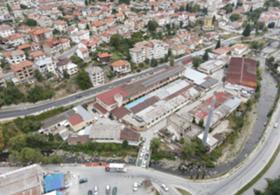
[0, 64, 168, 119]
[0, 35, 241, 120]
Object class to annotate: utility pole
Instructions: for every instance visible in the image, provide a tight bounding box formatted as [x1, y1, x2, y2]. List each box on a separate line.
[202, 93, 216, 146]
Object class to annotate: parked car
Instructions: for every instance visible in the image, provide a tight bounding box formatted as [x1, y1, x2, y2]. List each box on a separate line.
[105, 185, 111, 195]
[79, 178, 88, 184]
[93, 185, 98, 195]
[133, 182, 138, 192]
[161, 184, 169, 191]
[112, 186, 118, 195]
[88, 190, 93, 195]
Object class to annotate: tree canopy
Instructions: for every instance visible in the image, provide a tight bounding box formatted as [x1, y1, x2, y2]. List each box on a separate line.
[147, 20, 159, 33]
[75, 70, 92, 90]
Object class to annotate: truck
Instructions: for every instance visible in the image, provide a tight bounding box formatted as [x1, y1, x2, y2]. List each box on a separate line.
[105, 163, 127, 172]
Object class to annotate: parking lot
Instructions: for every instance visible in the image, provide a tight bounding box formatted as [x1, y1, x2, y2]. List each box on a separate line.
[44, 165, 178, 195]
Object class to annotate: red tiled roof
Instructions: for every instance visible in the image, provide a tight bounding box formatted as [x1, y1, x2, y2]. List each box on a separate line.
[111, 106, 130, 119]
[68, 113, 84, 126]
[226, 57, 257, 89]
[130, 96, 160, 114]
[97, 52, 112, 58]
[111, 60, 130, 68]
[11, 60, 33, 72]
[93, 103, 108, 114]
[96, 86, 128, 106]
[120, 128, 140, 142]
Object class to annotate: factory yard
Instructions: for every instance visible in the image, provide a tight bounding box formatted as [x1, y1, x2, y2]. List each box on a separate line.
[43, 165, 178, 195]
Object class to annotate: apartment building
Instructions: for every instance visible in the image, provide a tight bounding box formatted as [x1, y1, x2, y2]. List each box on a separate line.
[0, 24, 15, 38]
[129, 40, 169, 64]
[86, 66, 105, 86]
[4, 50, 26, 64]
[11, 60, 34, 82]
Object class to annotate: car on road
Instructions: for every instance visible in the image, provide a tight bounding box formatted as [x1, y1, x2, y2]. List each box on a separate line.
[88, 190, 93, 195]
[112, 186, 118, 195]
[133, 182, 138, 192]
[161, 184, 169, 191]
[93, 186, 98, 195]
[105, 185, 111, 195]
[274, 122, 279, 128]
[79, 178, 88, 184]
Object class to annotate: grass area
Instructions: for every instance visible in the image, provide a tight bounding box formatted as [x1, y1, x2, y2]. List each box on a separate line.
[176, 187, 192, 195]
[235, 144, 280, 195]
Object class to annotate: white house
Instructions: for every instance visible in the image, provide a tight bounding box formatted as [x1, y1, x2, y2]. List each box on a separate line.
[4, 50, 26, 64]
[34, 57, 56, 74]
[111, 60, 131, 74]
[0, 24, 15, 38]
[70, 30, 90, 44]
[57, 59, 78, 76]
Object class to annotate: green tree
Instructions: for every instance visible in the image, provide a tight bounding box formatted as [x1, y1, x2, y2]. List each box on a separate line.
[254, 176, 280, 194]
[14, 117, 41, 133]
[76, 70, 92, 90]
[169, 55, 175, 66]
[122, 140, 129, 148]
[0, 58, 9, 71]
[63, 70, 70, 79]
[150, 59, 158, 67]
[70, 55, 85, 68]
[203, 50, 209, 61]
[147, 20, 159, 33]
[215, 39, 221, 49]
[242, 24, 252, 37]
[223, 3, 234, 14]
[119, 0, 130, 5]
[0, 82, 25, 106]
[192, 57, 203, 68]
[27, 85, 54, 103]
[25, 18, 37, 27]
[6, 4, 12, 13]
[150, 138, 161, 153]
[34, 70, 44, 82]
[230, 13, 241, 21]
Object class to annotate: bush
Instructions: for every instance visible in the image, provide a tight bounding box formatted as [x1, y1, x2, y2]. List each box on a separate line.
[27, 85, 54, 102]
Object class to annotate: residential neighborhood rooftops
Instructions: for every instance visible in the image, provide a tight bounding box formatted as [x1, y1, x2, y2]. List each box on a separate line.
[111, 60, 130, 67]
[11, 60, 33, 72]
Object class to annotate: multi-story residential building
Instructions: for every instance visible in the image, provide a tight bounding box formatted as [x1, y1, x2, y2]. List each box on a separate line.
[43, 38, 63, 56]
[76, 44, 90, 61]
[129, 40, 169, 64]
[11, 60, 34, 82]
[53, 20, 67, 32]
[0, 6, 12, 22]
[30, 27, 53, 42]
[29, 50, 46, 61]
[34, 57, 56, 74]
[86, 66, 105, 86]
[0, 24, 15, 38]
[57, 59, 78, 76]
[5, 33, 25, 47]
[111, 60, 131, 74]
[259, 7, 280, 28]
[4, 50, 26, 64]
[70, 30, 90, 43]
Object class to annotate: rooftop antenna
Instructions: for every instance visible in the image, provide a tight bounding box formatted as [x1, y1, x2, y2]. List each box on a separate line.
[202, 93, 216, 146]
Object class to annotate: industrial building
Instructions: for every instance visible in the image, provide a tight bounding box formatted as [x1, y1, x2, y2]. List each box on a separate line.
[0, 164, 44, 195]
[225, 57, 257, 92]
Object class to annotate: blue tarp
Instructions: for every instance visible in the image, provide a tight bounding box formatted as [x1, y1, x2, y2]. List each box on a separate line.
[44, 173, 65, 193]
